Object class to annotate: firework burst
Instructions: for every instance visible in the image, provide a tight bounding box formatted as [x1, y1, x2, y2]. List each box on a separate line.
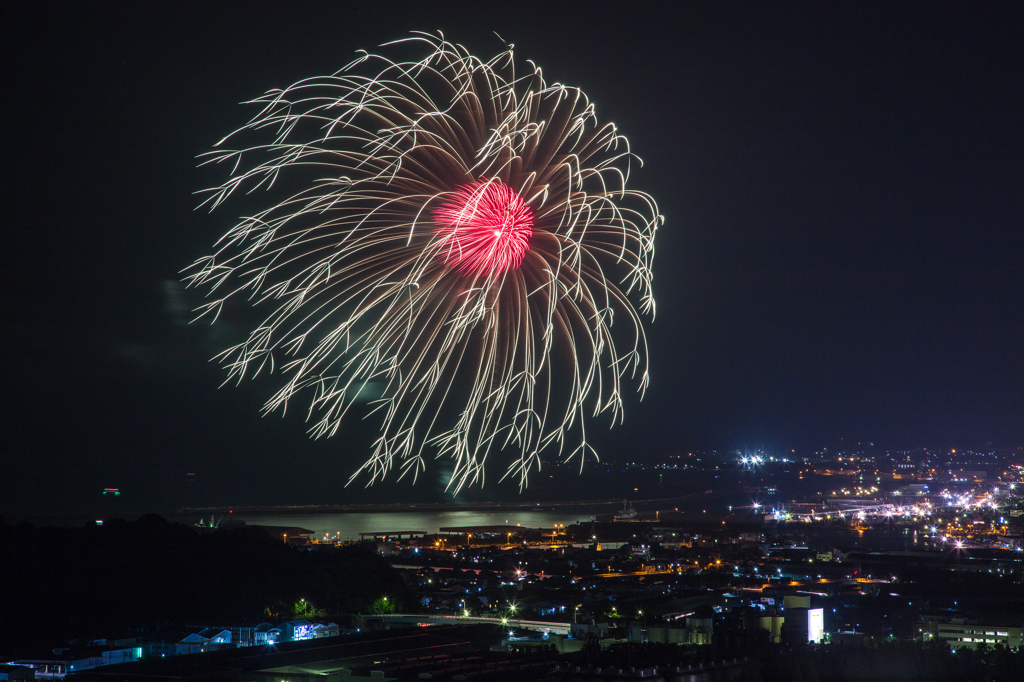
[185, 33, 661, 491]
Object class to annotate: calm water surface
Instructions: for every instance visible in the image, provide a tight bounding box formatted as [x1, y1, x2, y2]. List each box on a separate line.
[229, 508, 614, 540]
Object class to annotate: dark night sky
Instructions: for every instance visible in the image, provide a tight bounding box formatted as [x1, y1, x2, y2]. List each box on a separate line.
[3, 2, 1022, 515]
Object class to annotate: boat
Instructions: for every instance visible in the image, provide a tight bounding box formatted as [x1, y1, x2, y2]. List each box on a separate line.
[743, 485, 777, 494]
[614, 499, 638, 520]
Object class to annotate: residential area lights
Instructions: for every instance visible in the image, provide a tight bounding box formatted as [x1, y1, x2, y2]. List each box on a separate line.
[160, 447, 1024, 665]
[8, 447, 1024, 681]
[355, 450, 1020, 623]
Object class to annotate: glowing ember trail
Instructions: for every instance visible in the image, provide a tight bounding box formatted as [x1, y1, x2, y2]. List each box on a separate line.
[185, 33, 662, 492]
[433, 180, 533, 275]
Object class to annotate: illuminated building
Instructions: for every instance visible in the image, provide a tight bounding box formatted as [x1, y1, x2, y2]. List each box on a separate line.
[917, 621, 1024, 650]
[781, 595, 824, 644]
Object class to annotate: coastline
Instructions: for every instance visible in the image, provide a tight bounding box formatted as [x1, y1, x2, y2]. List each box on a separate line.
[10, 493, 712, 528]
[170, 493, 709, 517]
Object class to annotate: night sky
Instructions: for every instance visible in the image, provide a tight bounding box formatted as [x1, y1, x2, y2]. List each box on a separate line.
[4, 2, 1022, 515]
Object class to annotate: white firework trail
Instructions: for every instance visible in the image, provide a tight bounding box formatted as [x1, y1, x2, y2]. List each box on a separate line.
[184, 32, 661, 492]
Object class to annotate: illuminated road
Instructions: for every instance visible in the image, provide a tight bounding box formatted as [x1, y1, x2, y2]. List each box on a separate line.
[361, 613, 571, 635]
[591, 568, 681, 578]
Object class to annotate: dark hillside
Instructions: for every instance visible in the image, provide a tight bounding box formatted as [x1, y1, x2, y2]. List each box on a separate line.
[0, 514, 411, 658]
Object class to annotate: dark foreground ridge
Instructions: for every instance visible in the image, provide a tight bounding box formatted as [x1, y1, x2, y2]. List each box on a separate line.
[0, 515, 411, 658]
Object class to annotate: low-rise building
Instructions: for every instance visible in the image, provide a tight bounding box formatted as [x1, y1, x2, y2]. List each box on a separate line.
[917, 620, 1023, 650]
[0, 665, 35, 682]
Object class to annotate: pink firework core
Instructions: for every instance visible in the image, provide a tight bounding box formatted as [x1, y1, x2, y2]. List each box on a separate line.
[432, 180, 533, 276]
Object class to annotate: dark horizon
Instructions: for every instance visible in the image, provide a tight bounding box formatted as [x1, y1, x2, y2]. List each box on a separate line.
[4, 2, 1022, 516]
